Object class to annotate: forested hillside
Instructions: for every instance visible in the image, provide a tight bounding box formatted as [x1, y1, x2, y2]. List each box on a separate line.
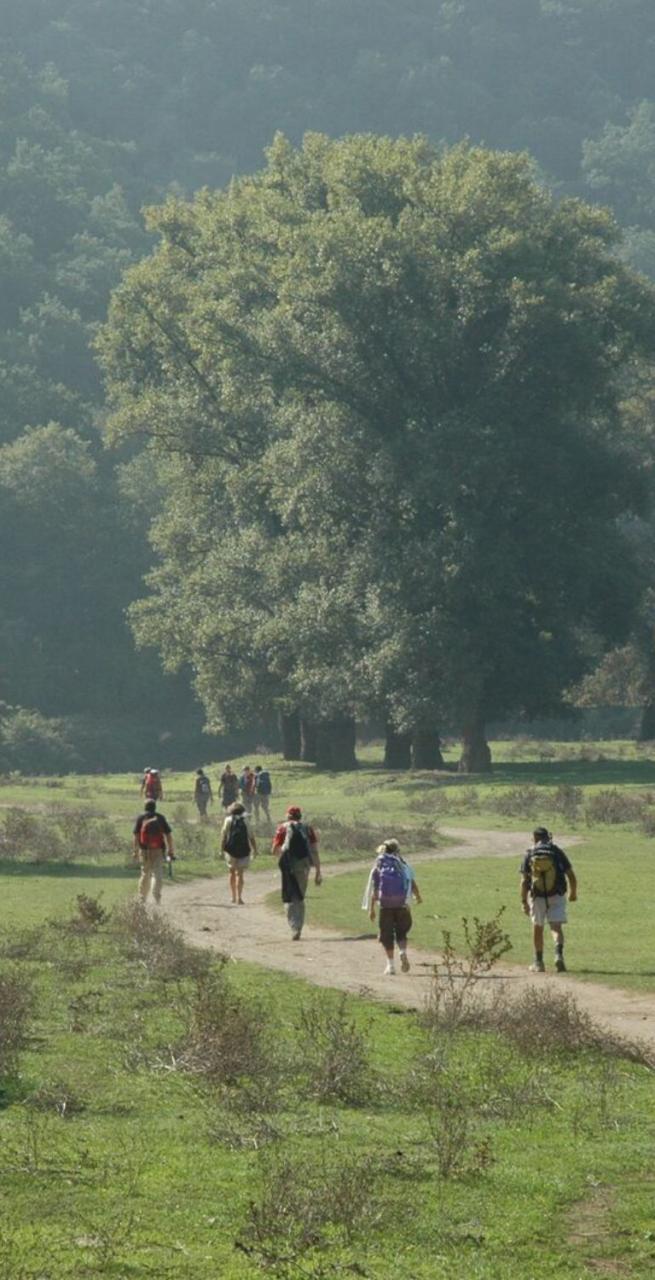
[3, 0, 655, 768]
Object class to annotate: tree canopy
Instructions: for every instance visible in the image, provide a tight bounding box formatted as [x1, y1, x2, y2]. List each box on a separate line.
[99, 134, 655, 767]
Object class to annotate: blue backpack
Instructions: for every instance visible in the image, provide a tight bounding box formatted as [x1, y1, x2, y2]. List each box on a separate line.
[256, 770, 272, 796]
[377, 854, 408, 905]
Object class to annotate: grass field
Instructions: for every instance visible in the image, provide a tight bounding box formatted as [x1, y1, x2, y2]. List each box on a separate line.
[1, 741, 654, 1277]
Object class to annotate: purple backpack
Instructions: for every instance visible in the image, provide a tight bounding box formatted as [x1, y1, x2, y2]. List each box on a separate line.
[376, 854, 408, 905]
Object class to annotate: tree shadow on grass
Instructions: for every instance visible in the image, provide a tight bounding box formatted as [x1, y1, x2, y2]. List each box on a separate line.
[0, 859, 136, 880]
[400, 758, 655, 789]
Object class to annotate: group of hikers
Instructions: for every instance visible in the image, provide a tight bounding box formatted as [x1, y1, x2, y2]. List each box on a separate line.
[134, 768, 578, 976]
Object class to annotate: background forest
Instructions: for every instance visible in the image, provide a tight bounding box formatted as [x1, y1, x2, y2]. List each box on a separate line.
[3, 0, 655, 770]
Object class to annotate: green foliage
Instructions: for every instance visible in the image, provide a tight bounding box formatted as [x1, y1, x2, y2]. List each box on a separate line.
[99, 134, 655, 755]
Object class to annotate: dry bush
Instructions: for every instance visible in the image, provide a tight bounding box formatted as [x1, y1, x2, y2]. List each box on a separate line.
[315, 814, 437, 859]
[176, 971, 277, 1095]
[237, 1147, 386, 1277]
[170, 807, 214, 859]
[492, 785, 541, 819]
[424, 911, 512, 1033]
[297, 993, 374, 1106]
[0, 968, 34, 1080]
[0, 807, 56, 861]
[584, 788, 643, 826]
[112, 901, 214, 982]
[0, 806, 122, 863]
[552, 784, 583, 822]
[26, 1079, 87, 1119]
[482, 988, 654, 1070]
[73, 894, 109, 929]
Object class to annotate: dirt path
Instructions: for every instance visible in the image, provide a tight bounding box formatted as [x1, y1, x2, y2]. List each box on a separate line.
[163, 826, 655, 1054]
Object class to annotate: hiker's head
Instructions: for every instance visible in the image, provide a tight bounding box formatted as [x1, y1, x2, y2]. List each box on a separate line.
[287, 805, 302, 820]
[196, 768, 204, 776]
[225, 764, 232, 772]
[228, 801, 245, 815]
[533, 826, 550, 844]
[376, 838, 400, 856]
[254, 765, 261, 773]
[145, 800, 157, 814]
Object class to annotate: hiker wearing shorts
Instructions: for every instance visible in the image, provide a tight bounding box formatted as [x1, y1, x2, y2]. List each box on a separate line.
[221, 801, 257, 904]
[521, 826, 578, 973]
[239, 765, 257, 815]
[363, 839, 422, 975]
[133, 800, 174, 905]
[194, 768, 213, 820]
[271, 806, 322, 940]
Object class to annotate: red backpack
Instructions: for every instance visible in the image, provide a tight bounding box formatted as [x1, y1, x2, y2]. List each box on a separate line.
[139, 815, 165, 850]
[144, 771, 160, 799]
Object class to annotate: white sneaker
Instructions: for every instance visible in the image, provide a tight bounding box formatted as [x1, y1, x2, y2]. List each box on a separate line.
[400, 952, 410, 973]
[384, 961, 396, 975]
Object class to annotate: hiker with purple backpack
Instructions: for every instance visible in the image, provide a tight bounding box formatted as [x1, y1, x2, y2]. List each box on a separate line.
[363, 839, 422, 975]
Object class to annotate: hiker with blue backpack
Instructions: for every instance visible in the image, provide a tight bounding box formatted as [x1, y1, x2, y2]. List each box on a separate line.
[221, 801, 258, 904]
[363, 839, 422, 975]
[520, 827, 578, 973]
[271, 806, 322, 940]
[253, 765, 273, 829]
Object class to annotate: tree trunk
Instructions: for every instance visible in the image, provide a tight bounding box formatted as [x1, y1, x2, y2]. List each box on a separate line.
[279, 710, 301, 760]
[458, 719, 492, 773]
[384, 725, 412, 770]
[315, 717, 358, 771]
[300, 718, 318, 763]
[411, 728, 445, 770]
[639, 702, 655, 741]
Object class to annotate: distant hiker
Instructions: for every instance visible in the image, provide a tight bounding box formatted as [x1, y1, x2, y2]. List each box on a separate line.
[521, 827, 578, 973]
[219, 764, 240, 810]
[141, 767, 163, 802]
[253, 765, 273, 827]
[239, 765, 257, 815]
[194, 768, 213, 821]
[271, 806, 322, 940]
[363, 839, 422, 975]
[221, 801, 257, 904]
[133, 800, 174, 906]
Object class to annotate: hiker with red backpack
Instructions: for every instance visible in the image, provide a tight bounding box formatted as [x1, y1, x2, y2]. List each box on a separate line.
[363, 839, 422, 975]
[133, 800, 174, 905]
[221, 801, 258, 904]
[141, 767, 163, 802]
[271, 806, 322, 940]
[521, 827, 577, 973]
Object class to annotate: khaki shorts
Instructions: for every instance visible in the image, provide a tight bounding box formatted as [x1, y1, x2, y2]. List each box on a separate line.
[224, 853, 251, 870]
[530, 894, 567, 925]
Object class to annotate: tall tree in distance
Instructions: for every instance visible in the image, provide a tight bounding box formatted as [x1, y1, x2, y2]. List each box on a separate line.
[99, 134, 655, 770]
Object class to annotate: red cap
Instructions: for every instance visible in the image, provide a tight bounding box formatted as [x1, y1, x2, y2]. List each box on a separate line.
[286, 805, 302, 819]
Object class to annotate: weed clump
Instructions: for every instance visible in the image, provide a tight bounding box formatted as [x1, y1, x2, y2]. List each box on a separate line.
[424, 911, 512, 1033]
[584, 788, 643, 825]
[176, 971, 277, 1098]
[0, 968, 34, 1082]
[297, 993, 374, 1105]
[112, 902, 214, 982]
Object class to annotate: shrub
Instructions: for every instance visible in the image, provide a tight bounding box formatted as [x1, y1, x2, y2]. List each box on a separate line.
[0, 967, 34, 1081]
[479, 988, 654, 1070]
[176, 971, 276, 1096]
[492, 785, 541, 818]
[552, 784, 583, 822]
[112, 902, 214, 982]
[297, 993, 373, 1105]
[424, 912, 512, 1033]
[584, 788, 643, 826]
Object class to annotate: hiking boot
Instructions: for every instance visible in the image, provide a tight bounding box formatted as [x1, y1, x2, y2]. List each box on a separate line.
[400, 952, 410, 973]
[529, 960, 546, 973]
[555, 954, 567, 973]
[291, 931, 302, 941]
[384, 961, 396, 975]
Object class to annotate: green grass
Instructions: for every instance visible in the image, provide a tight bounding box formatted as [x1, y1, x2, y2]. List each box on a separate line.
[0, 907, 654, 1279]
[1, 740, 655, 1277]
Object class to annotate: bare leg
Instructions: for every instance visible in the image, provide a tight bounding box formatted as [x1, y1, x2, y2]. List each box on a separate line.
[237, 867, 245, 903]
[229, 867, 237, 903]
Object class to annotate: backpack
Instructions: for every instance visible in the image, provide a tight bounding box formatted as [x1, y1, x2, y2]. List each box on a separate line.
[529, 844, 559, 898]
[139, 814, 165, 850]
[256, 771, 272, 796]
[225, 815, 250, 858]
[144, 770, 159, 798]
[376, 854, 408, 905]
[282, 821, 311, 860]
[198, 775, 210, 795]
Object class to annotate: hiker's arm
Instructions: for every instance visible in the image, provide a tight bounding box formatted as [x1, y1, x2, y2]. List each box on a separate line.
[566, 868, 577, 901]
[520, 875, 531, 913]
[250, 834, 258, 857]
[369, 891, 378, 922]
[309, 838, 322, 883]
[412, 878, 422, 904]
